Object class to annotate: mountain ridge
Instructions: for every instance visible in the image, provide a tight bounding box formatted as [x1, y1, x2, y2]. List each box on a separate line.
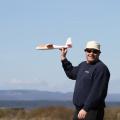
[0, 90, 73, 101]
[0, 90, 119, 102]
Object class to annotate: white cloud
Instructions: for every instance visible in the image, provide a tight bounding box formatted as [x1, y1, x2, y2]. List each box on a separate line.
[10, 78, 38, 84]
[0, 77, 74, 92]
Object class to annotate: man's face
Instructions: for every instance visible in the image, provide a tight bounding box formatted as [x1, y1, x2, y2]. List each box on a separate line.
[85, 49, 100, 64]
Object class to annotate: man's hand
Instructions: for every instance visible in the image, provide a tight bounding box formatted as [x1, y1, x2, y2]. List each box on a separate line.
[59, 48, 67, 60]
[78, 109, 87, 119]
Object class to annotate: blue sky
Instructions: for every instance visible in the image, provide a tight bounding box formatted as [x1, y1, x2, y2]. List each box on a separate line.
[0, 0, 120, 93]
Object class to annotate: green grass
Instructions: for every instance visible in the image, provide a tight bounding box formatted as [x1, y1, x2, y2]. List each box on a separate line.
[0, 106, 120, 120]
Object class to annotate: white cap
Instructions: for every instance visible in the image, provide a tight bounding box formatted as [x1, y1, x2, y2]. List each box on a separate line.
[85, 41, 100, 51]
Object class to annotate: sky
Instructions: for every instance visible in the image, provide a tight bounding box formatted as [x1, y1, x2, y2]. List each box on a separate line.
[0, 0, 120, 93]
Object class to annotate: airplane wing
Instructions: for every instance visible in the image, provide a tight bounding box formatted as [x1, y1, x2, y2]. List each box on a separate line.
[35, 44, 71, 50]
[35, 44, 54, 50]
[35, 37, 72, 50]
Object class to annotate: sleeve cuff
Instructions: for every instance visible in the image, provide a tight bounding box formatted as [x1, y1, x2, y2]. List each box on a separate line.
[83, 106, 90, 112]
[61, 58, 68, 63]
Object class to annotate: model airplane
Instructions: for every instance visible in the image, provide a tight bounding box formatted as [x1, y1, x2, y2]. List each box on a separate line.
[35, 37, 72, 50]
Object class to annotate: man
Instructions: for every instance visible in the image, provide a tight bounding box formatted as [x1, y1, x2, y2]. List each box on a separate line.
[60, 41, 110, 120]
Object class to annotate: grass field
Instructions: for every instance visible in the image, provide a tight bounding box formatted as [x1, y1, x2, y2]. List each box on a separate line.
[0, 106, 120, 120]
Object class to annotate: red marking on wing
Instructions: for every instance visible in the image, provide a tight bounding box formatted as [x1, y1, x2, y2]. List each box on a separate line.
[46, 44, 54, 48]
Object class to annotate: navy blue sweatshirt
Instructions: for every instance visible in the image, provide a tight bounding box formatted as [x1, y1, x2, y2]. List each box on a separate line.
[62, 59, 110, 112]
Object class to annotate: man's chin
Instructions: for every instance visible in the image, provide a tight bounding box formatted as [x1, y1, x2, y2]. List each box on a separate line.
[87, 59, 96, 63]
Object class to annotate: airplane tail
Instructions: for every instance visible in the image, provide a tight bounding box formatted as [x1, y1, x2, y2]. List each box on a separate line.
[65, 37, 72, 48]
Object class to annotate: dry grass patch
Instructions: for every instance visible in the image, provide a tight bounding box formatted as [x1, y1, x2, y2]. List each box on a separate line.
[0, 106, 120, 120]
[104, 107, 120, 120]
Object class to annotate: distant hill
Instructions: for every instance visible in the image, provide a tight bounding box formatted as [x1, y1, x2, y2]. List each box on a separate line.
[0, 90, 120, 102]
[106, 93, 120, 102]
[0, 90, 73, 101]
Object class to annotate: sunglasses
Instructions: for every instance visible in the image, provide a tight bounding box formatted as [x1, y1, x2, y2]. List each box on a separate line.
[85, 49, 100, 54]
